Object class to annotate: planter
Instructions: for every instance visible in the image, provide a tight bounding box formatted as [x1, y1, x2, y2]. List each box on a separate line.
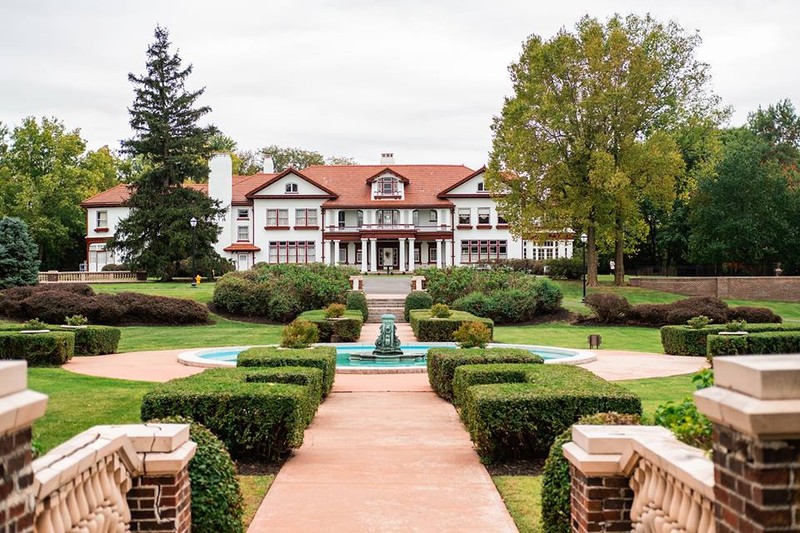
[60, 325, 88, 330]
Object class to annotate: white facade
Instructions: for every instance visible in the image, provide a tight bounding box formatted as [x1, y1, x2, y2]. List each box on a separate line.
[82, 156, 573, 272]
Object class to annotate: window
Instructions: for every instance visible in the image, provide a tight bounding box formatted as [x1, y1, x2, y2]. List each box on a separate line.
[285, 182, 298, 194]
[267, 241, 316, 263]
[338, 211, 346, 228]
[375, 176, 399, 197]
[237, 226, 248, 241]
[412, 210, 419, 226]
[357, 210, 364, 228]
[478, 208, 490, 225]
[414, 248, 421, 263]
[237, 208, 249, 220]
[458, 208, 471, 225]
[459, 240, 509, 263]
[376, 209, 400, 226]
[356, 248, 363, 263]
[96, 210, 108, 228]
[497, 213, 507, 225]
[477, 181, 485, 192]
[429, 246, 437, 262]
[295, 208, 318, 227]
[429, 210, 438, 223]
[266, 209, 289, 227]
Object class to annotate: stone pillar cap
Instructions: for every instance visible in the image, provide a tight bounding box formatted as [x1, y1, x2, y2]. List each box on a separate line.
[714, 355, 800, 400]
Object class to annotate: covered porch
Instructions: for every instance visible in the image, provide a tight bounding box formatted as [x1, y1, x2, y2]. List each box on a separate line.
[322, 235, 454, 272]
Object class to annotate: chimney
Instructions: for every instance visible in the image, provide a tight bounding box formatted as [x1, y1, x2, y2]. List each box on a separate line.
[380, 152, 395, 165]
[263, 155, 275, 174]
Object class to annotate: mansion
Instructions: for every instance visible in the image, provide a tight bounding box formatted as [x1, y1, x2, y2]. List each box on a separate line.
[81, 153, 574, 272]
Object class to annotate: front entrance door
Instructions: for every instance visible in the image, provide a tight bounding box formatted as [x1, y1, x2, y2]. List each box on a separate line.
[378, 246, 397, 269]
[237, 253, 249, 271]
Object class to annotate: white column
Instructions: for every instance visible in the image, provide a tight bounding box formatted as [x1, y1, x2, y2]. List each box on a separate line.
[422, 242, 429, 266]
[399, 238, 407, 272]
[436, 239, 443, 269]
[408, 237, 416, 272]
[440, 209, 448, 229]
[360, 238, 368, 273]
[446, 240, 453, 267]
[369, 238, 378, 272]
[333, 240, 340, 265]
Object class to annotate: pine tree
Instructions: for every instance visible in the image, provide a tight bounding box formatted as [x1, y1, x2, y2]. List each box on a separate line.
[110, 26, 224, 279]
[0, 217, 40, 288]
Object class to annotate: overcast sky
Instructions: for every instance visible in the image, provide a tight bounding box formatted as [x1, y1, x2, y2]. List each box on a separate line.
[1, 0, 798, 169]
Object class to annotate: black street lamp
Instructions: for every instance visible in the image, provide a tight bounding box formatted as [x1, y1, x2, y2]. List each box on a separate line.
[190, 217, 198, 287]
[580, 233, 588, 303]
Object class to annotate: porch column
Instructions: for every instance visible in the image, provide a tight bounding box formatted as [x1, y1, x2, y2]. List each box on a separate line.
[369, 238, 378, 272]
[399, 238, 407, 272]
[333, 239, 340, 265]
[408, 237, 415, 272]
[446, 240, 453, 267]
[360, 238, 368, 273]
[436, 239, 443, 269]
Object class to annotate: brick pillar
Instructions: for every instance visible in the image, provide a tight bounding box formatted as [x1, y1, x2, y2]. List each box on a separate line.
[568, 466, 633, 532]
[696, 355, 800, 533]
[0, 361, 48, 533]
[128, 467, 192, 532]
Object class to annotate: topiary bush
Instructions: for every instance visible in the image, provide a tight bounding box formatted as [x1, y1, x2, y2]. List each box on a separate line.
[404, 291, 432, 321]
[707, 330, 800, 357]
[661, 323, 800, 356]
[430, 303, 452, 318]
[148, 416, 244, 533]
[686, 315, 711, 329]
[0, 331, 74, 366]
[70, 325, 121, 356]
[410, 309, 493, 342]
[452, 321, 492, 348]
[345, 290, 368, 321]
[141, 367, 321, 461]
[541, 412, 641, 533]
[456, 364, 641, 461]
[584, 293, 631, 323]
[280, 319, 319, 348]
[237, 346, 337, 397]
[324, 303, 346, 318]
[297, 309, 363, 343]
[426, 347, 542, 402]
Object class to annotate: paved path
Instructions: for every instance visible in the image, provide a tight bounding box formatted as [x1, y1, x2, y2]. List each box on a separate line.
[247, 373, 517, 533]
[363, 275, 412, 295]
[358, 321, 416, 343]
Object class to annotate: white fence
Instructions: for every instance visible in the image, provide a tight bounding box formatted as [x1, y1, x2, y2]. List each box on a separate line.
[37, 271, 142, 283]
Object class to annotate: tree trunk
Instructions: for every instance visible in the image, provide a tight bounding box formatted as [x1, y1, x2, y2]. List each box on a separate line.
[614, 217, 625, 286]
[587, 225, 599, 287]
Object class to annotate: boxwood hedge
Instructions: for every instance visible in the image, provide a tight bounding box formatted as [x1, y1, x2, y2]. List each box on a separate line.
[410, 309, 494, 342]
[69, 326, 121, 355]
[455, 364, 641, 461]
[707, 331, 800, 357]
[141, 367, 322, 461]
[237, 346, 337, 397]
[296, 310, 363, 342]
[404, 291, 432, 321]
[346, 291, 369, 321]
[0, 331, 74, 366]
[662, 323, 800, 357]
[426, 347, 542, 402]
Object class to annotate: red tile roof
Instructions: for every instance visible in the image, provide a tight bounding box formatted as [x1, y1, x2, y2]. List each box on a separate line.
[223, 243, 261, 252]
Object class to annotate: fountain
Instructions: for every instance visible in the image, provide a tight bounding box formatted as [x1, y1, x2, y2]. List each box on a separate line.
[348, 314, 423, 362]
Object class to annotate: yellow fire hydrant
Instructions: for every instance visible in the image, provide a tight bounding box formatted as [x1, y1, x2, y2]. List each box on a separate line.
[195, 274, 202, 285]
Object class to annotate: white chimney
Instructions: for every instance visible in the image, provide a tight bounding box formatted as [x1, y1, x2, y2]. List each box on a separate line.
[263, 155, 275, 174]
[209, 153, 232, 207]
[380, 152, 395, 165]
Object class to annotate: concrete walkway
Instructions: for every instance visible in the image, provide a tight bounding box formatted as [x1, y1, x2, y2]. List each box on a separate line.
[358, 321, 416, 343]
[247, 373, 517, 533]
[363, 275, 412, 295]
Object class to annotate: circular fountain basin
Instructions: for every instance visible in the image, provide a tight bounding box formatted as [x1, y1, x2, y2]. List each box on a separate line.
[178, 343, 596, 373]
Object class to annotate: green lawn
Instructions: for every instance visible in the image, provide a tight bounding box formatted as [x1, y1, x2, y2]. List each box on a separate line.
[92, 281, 217, 303]
[617, 372, 699, 421]
[493, 476, 543, 533]
[240, 475, 274, 527]
[494, 322, 664, 353]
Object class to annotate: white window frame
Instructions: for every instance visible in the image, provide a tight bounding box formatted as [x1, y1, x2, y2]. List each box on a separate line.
[237, 208, 249, 220]
[458, 208, 471, 225]
[267, 209, 289, 227]
[478, 207, 490, 225]
[285, 182, 299, 194]
[295, 208, 318, 227]
[96, 210, 108, 228]
[237, 226, 249, 241]
[477, 181, 485, 192]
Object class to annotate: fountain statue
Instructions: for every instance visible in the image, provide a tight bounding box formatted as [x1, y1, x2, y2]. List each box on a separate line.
[373, 314, 403, 356]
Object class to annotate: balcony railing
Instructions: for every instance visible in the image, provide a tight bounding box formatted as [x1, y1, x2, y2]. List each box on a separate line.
[38, 271, 143, 283]
[324, 224, 451, 233]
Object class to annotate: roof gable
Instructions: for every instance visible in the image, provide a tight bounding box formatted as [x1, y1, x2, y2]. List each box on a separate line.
[365, 168, 410, 184]
[438, 166, 488, 198]
[245, 168, 337, 199]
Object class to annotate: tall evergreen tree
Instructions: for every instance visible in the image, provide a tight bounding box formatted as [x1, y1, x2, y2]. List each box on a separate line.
[109, 26, 224, 279]
[0, 217, 40, 288]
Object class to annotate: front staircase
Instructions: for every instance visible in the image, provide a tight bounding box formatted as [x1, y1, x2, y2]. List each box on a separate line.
[365, 296, 406, 323]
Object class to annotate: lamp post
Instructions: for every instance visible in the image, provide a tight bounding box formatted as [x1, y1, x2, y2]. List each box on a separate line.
[190, 217, 197, 287]
[580, 233, 588, 302]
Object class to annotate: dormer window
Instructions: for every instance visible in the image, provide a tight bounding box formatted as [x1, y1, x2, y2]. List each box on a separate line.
[477, 181, 486, 192]
[376, 176, 399, 197]
[285, 182, 298, 194]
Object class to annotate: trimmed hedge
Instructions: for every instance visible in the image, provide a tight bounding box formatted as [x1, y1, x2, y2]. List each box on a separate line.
[707, 331, 800, 357]
[427, 347, 543, 402]
[661, 323, 800, 356]
[242, 366, 324, 424]
[404, 291, 432, 321]
[237, 346, 337, 397]
[410, 309, 494, 342]
[455, 364, 641, 461]
[148, 416, 244, 533]
[141, 367, 321, 461]
[346, 291, 369, 321]
[297, 310, 363, 342]
[70, 326, 121, 356]
[0, 331, 74, 366]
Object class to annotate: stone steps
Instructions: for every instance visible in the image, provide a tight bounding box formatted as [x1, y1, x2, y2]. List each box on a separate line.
[366, 296, 406, 323]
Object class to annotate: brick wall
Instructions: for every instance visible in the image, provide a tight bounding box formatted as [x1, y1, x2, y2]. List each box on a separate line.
[569, 466, 633, 532]
[632, 276, 800, 302]
[712, 425, 800, 532]
[0, 427, 35, 533]
[128, 468, 192, 533]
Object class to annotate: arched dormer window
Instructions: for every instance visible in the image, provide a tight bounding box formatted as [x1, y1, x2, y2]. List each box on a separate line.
[376, 176, 399, 197]
[285, 182, 298, 194]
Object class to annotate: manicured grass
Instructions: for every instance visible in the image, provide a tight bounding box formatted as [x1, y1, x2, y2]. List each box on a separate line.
[493, 475, 543, 533]
[616, 373, 700, 421]
[494, 322, 664, 353]
[27, 368, 154, 453]
[297, 309, 364, 320]
[92, 281, 216, 304]
[240, 474, 274, 527]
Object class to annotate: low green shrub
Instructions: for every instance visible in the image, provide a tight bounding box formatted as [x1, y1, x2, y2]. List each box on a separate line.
[456, 364, 641, 461]
[65, 314, 89, 326]
[23, 318, 49, 329]
[707, 330, 800, 357]
[71, 325, 121, 356]
[404, 291, 432, 321]
[280, 319, 319, 348]
[141, 367, 319, 461]
[430, 303, 452, 318]
[426, 347, 542, 402]
[148, 416, 244, 533]
[654, 370, 713, 450]
[584, 293, 630, 323]
[346, 291, 368, 321]
[242, 366, 324, 424]
[324, 303, 346, 318]
[543, 257, 584, 280]
[296, 310, 363, 342]
[237, 346, 337, 397]
[541, 412, 641, 533]
[410, 309, 493, 342]
[662, 323, 800, 356]
[0, 331, 74, 366]
[727, 306, 782, 324]
[686, 315, 711, 329]
[452, 321, 492, 348]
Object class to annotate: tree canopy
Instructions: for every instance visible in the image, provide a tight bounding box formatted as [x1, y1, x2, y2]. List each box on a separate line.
[487, 14, 718, 285]
[234, 145, 357, 175]
[0, 217, 40, 288]
[109, 25, 224, 279]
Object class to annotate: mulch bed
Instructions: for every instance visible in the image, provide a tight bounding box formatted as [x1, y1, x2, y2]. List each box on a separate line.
[484, 458, 546, 476]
